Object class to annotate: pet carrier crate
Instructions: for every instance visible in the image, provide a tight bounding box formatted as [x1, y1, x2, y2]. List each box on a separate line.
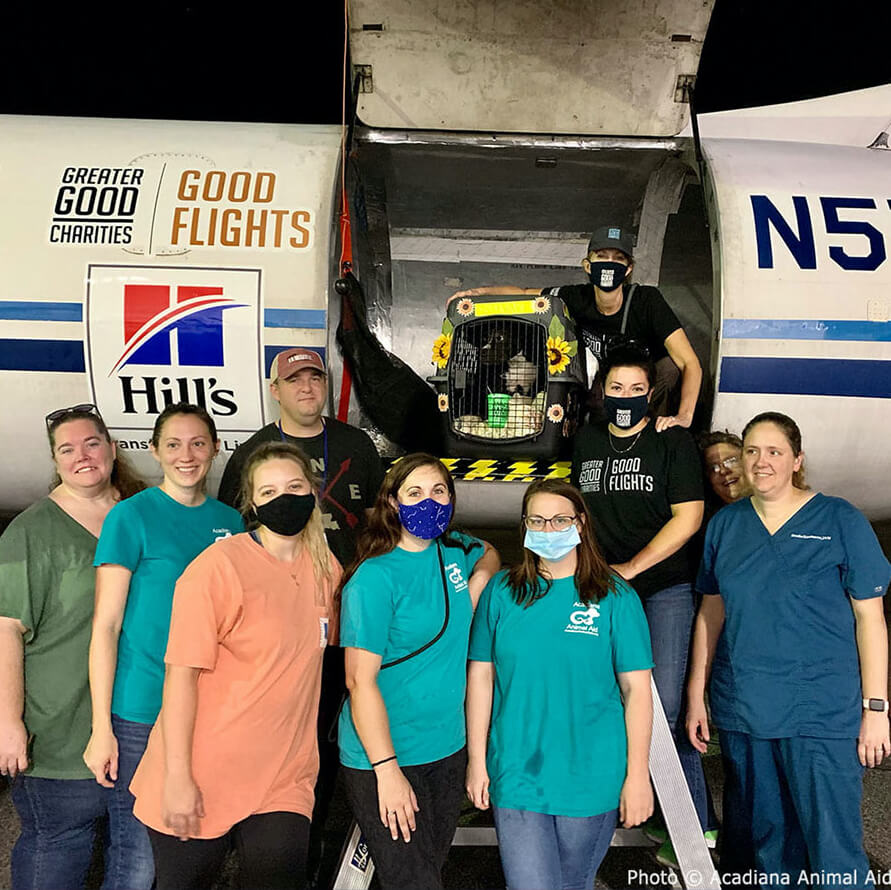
[428, 293, 587, 459]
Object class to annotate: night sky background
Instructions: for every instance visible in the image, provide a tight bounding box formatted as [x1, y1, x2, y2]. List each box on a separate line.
[2, 1, 889, 125]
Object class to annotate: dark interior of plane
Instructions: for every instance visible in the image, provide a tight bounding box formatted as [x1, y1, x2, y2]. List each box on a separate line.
[335, 136, 715, 454]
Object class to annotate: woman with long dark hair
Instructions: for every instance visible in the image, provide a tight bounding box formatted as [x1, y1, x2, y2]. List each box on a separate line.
[338, 453, 500, 890]
[0, 405, 145, 890]
[466, 478, 654, 890]
[688, 412, 890, 884]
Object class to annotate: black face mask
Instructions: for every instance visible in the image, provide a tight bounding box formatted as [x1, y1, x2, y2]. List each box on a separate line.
[604, 394, 649, 429]
[587, 261, 628, 292]
[253, 493, 315, 536]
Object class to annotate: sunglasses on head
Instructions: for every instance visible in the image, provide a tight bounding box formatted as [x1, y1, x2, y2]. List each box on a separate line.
[45, 403, 103, 431]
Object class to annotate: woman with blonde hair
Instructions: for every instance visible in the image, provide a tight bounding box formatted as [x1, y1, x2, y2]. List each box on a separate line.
[131, 441, 340, 890]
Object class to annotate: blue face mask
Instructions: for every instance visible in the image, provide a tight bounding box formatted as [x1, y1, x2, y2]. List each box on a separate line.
[587, 261, 628, 291]
[398, 498, 453, 540]
[524, 525, 581, 562]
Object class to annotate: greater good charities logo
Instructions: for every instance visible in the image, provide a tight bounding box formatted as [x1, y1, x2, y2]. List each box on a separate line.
[86, 264, 264, 433]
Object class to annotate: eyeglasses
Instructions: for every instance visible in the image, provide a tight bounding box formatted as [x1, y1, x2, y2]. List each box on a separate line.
[524, 514, 577, 532]
[707, 456, 740, 474]
[45, 403, 103, 431]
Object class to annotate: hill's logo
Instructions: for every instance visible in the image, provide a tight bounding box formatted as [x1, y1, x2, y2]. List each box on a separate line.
[87, 264, 264, 434]
[111, 284, 245, 373]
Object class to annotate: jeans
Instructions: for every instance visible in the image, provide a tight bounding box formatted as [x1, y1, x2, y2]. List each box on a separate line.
[148, 812, 311, 890]
[642, 582, 715, 831]
[106, 714, 154, 890]
[11, 776, 106, 890]
[342, 748, 467, 890]
[10, 728, 154, 890]
[493, 807, 618, 890]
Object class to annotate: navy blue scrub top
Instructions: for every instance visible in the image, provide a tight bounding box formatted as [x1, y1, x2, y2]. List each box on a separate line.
[697, 494, 890, 739]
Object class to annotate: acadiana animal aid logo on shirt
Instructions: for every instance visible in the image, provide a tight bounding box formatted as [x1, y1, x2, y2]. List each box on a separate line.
[445, 562, 469, 593]
[565, 601, 600, 636]
[86, 264, 264, 434]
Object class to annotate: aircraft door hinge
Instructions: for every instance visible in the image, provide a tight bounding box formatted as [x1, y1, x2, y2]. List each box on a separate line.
[674, 74, 696, 103]
[355, 65, 374, 94]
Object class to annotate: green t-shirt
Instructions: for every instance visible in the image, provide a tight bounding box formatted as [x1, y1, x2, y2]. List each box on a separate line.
[338, 533, 484, 768]
[0, 499, 98, 779]
[469, 571, 653, 817]
[94, 487, 243, 723]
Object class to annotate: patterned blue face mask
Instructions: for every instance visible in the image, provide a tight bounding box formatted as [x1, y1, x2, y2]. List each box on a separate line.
[398, 498, 453, 540]
[524, 525, 581, 562]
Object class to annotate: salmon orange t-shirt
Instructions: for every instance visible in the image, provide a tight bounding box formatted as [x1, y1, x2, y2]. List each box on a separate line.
[131, 532, 341, 839]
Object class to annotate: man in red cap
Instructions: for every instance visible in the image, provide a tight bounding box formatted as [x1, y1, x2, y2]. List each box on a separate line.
[218, 347, 383, 554]
[217, 347, 383, 885]
[448, 224, 702, 429]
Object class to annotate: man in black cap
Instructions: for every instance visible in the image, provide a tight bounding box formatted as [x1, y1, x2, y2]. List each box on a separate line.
[449, 224, 702, 430]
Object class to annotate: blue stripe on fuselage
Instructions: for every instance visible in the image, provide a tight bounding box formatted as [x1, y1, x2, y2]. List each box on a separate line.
[0, 339, 85, 372]
[720, 357, 891, 399]
[723, 319, 891, 342]
[0, 302, 327, 331]
[264, 308, 327, 329]
[0, 301, 83, 322]
[0, 341, 326, 375]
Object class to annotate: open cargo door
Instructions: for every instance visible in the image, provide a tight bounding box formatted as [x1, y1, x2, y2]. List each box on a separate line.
[349, 0, 714, 137]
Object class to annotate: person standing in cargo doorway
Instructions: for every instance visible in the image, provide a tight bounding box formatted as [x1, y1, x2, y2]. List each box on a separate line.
[449, 224, 702, 428]
[217, 347, 385, 886]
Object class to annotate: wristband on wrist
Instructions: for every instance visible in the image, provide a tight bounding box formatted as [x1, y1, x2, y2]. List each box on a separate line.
[371, 755, 398, 768]
[863, 698, 890, 713]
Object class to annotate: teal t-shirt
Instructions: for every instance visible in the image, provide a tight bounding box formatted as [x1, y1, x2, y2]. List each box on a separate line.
[94, 486, 243, 723]
[469, 571, 653, 817]
[338, 533, 484, 768]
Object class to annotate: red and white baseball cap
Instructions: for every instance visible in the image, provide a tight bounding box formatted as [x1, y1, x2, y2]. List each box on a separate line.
[270, 348, 326, 381]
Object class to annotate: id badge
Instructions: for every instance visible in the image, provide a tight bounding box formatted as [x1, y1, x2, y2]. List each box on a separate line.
[319, 616, 329, 648]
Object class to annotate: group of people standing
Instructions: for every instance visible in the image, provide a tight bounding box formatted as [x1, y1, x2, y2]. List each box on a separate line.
[1, 246, 889, 890]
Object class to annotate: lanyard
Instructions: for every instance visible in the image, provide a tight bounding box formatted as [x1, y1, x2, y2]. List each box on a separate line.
[278, 419, 328, 495]
[380, 543, 450, 670]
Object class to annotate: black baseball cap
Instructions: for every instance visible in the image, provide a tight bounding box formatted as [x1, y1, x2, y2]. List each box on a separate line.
[586, 225, 635, 258]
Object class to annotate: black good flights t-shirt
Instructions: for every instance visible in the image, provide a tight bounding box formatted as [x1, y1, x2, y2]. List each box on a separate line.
[544, 283, 681, 362]
[571, 421, 703, 597]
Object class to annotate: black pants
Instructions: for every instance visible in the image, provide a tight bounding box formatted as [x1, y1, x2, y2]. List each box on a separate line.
[342, 748, 466, 890]
[307, 646, 346, 885]
[147, 811, 310, 890]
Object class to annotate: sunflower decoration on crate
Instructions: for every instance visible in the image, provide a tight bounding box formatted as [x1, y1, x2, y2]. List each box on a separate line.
[428, 293, 588, 459]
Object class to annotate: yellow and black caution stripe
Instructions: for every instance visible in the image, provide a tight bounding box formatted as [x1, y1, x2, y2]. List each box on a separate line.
[385, 457, 571, 482]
